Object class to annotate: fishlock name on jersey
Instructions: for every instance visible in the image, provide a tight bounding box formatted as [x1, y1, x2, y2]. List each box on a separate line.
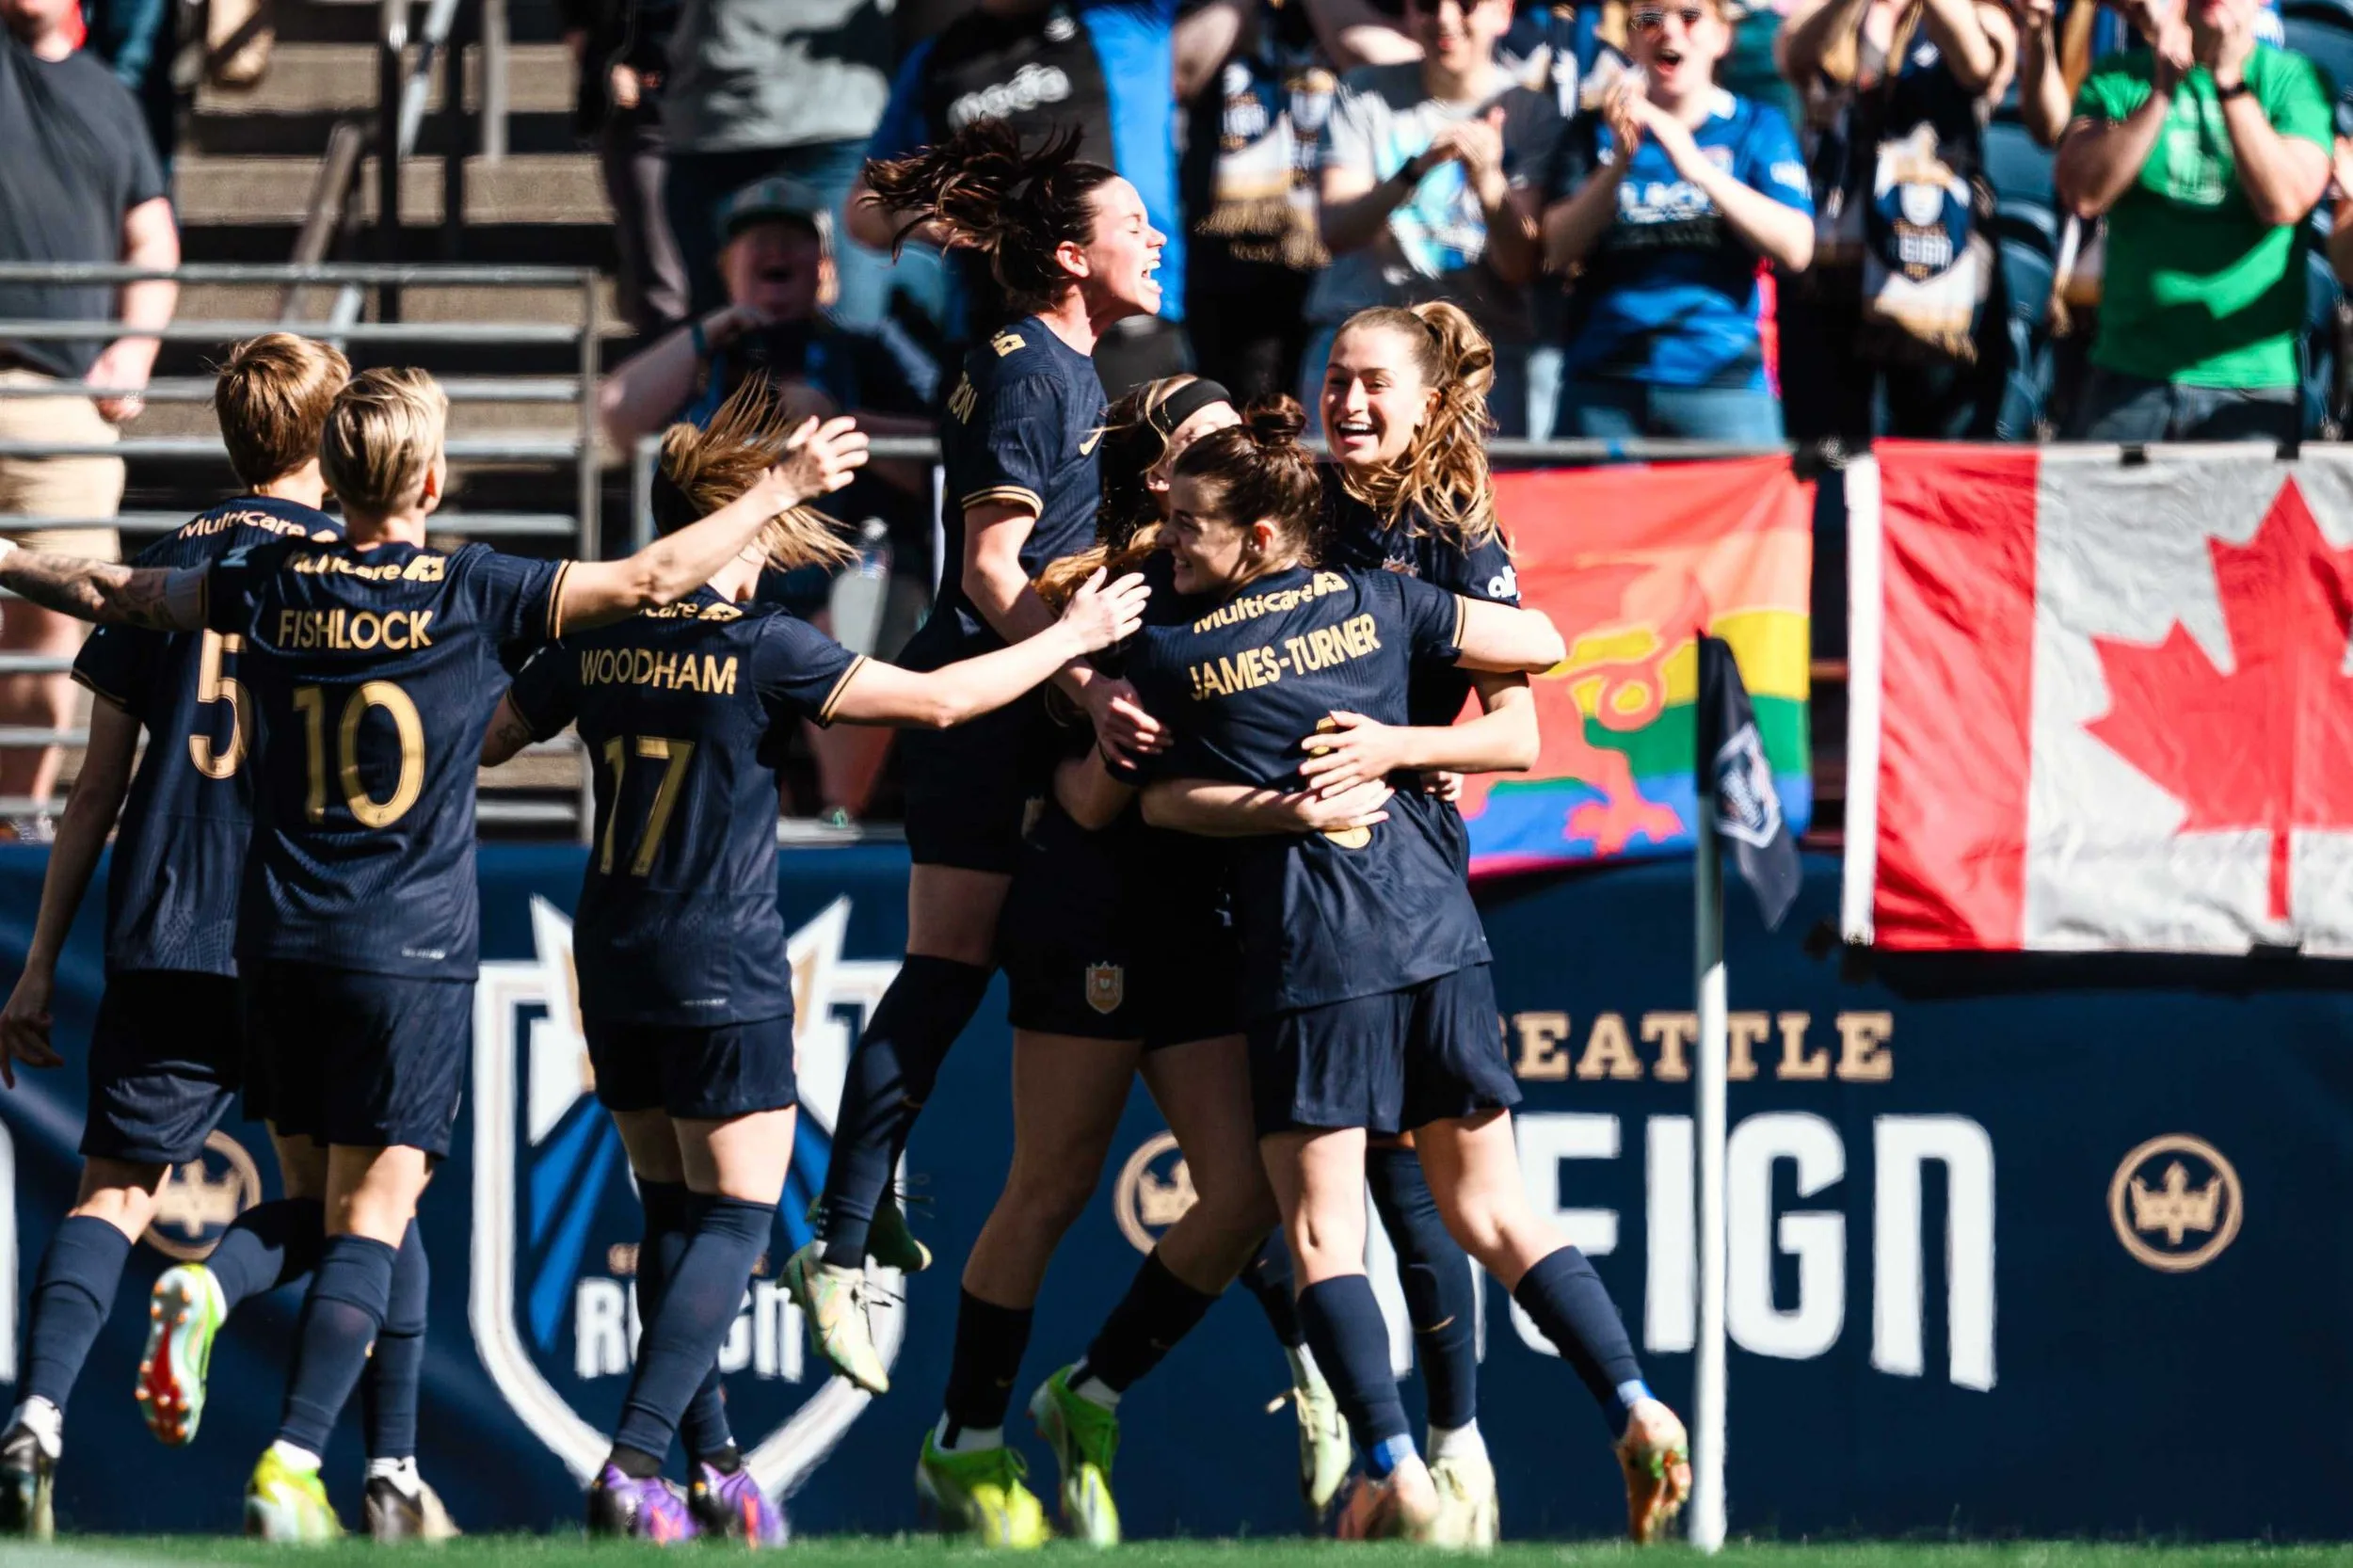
[180, 508, 328, 541]
[1189, 571, 1351, 633]
[276, 608, 436, 650]
[290, 551, 448, 583]
[579, 647, 741, 695]
[1189, 613, 1382, 699]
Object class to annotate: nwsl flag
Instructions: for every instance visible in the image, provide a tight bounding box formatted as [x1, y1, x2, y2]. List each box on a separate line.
[1842, 443, 2353, 954]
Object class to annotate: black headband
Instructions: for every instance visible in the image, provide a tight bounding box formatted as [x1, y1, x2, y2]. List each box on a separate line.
[649, 465, 700, 536]
[1149, 379, 1233, 441]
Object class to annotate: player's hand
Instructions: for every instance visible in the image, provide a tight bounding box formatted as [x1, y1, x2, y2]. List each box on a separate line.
[770, 416, 870, 504]
[1287, 776, 1393, 833]
[0, 968, 61, 1088]
[1058, 567, 1152, 655]
[1298, 710, 1417, 793]
[1422, 769, 1465, 801]
[1082, 672, 1169, 766]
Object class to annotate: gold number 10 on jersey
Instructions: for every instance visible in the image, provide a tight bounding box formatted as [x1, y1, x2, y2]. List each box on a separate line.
[598, 735, 696, 876]
[292, 681, 427, 826]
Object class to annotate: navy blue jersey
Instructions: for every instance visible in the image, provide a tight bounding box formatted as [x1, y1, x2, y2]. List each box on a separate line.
[504, 589, 863, 1027]
[70, 497, 341, 976]
[1323, 476, 1519, 727]
[200, 538, 568, 979]
[1122, 563, 1490, 1014]
[904, 317, 1107, 666]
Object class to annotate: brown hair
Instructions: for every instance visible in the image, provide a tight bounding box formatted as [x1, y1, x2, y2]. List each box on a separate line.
[1171, 396, 1325, 568]
[653, 379, 857, 574]
[1330, 300, 1502, 551]
[320, 366, 446, 516]
[214, 334, 349, 490]
[1035, 376, 1209, 608]
[863, 120, 1122, 314]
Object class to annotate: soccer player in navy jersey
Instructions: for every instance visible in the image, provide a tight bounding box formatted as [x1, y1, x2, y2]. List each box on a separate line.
[783, 118, 1175, 1395]
[0, 335, 345, 1538]
[1120, 405, 1694, 1544]
[477, 385, 1147, 1544]
[0, 366, 868, 1540]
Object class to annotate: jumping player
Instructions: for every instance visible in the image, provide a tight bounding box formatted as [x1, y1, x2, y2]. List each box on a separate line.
[0, 335, 442, 1541]
[786, 119, 1171, 1392]
[0, 367, 868, 1540]
[478, 384, 1148, 1544]
[1124, 406, 1693, 1544]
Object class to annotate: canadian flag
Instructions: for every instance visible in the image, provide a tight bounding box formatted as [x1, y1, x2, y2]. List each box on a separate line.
[1841, 442, 2353, 954]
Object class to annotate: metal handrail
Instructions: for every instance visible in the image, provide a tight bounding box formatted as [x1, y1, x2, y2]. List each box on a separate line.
[0, 509, 579, 536]
[0, 376, 582, 403]
[0, 264, 590, 286]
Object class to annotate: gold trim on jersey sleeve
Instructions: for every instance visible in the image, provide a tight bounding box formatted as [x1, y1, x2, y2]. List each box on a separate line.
[817, 654, 869, 726]
[69, 667, 129, 709]
[545, 559, 575, 641]
[960, 485, 1045, 516]
[1451, 593, 1468, 649]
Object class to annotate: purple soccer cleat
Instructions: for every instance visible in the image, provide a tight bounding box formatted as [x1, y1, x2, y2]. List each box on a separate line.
[586, 1464, 700, 1544]
[690, 1462, 789, 1545]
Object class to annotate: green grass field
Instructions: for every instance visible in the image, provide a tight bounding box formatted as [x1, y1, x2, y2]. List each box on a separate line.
[10, 1542, 2351, 1567]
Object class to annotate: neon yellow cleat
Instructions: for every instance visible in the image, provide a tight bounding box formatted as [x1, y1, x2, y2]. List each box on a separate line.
[245, 1448, 344, 1543]
[868, 1192, 933, 1275]
[1277, 1349, 1351, 1519]
[914, 1433, 1049, 1547]
[137, 1263, 226, 1446]
[781, 1241, 888, 1395]
[1429, 1448, 1500, 1549]
[1028, 1367, 1119, 1546]
[1334, 1455, 1440, 1543]
[1616, 1400, 1692, 1545]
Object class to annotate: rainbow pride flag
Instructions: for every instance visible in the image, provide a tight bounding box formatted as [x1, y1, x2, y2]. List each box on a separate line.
[1464, 456, 1814, 876]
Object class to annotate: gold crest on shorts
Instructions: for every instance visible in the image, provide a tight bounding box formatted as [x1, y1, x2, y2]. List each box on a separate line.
[1084, 962, 1126, 1015]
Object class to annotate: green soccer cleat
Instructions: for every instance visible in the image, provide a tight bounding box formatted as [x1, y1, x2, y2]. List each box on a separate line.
[0, 1421, 56, 1540]
[914, 1432, 1049, 1547]
[1028, 1367, 1120, 1546]
[868, 1192, 933, 1274]
[245, 1448, 344, 1543]
[137, 1263, 226, 1447]
[781, 1241, 889, 1394]
[1281, 1349, 1351, 1521]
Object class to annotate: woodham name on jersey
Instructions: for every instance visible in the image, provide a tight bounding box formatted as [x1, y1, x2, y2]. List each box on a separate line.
[577, 647, 741, 695]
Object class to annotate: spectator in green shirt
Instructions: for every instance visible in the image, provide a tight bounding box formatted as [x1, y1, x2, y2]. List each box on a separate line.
[2054, 0, 2330, 442]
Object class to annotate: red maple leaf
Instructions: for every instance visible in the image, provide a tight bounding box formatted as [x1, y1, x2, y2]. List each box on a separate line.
[2085, 478, 2353, 924]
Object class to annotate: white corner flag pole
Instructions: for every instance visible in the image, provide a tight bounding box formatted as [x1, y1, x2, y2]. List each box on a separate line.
[1689, 799, 1729, 1552]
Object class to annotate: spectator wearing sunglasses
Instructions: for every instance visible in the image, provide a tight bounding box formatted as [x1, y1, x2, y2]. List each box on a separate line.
[1542, 0, 1815, 440]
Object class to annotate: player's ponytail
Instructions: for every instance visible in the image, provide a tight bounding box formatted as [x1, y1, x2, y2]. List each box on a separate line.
[653, 379, 858, 574]
[1335, 300, 1502, 552]
[1172, 395, 1326, 567]
[862, 120, 1120, 313]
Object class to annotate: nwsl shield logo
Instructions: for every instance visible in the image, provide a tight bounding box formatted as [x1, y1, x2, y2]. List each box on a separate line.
[472, 895, 906, 1496]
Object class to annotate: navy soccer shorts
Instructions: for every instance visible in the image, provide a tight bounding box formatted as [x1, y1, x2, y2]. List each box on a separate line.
[241, 961, 472, 1157]
[898, 695, 1051, 874]
[1246, 965, 1520, 1139]
[582, 1014, 799, 1121]
[81, 969, 242, 1165]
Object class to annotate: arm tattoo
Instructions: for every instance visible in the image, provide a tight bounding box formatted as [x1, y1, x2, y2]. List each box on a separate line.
[481, 704, 543, 766]
[0, 552, 188, 630]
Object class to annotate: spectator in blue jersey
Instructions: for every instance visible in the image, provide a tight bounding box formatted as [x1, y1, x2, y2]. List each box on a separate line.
[848, 0, 1193, 397]
[1304, 0, 1565, 435]
[1542, 0, 1816, 439]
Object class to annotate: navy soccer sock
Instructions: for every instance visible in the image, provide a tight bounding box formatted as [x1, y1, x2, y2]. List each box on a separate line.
[23, 1215, 134, 1413]
[1367, 1145, 1479, 1432]
[207, 1196, 326, 1312]
[278, 1235, 398, 1454]
[636, 1178, 733, 1462]
[611, 1193, 773, 1464]
[360, 1222, 426, 1463]
[817, 955, 990, 1269]
[1513, 1244, 1648, 1432]
[1295, 1275, 1413, 1474]
[1075, 1249, 1219, 1396]
[939, 1288, 1032, 1443]
[1238, 1235, 1306, 1350]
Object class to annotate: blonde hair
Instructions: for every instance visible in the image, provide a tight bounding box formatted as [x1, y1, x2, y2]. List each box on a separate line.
[215, 334, 349, 489]
[1331, 301, 1502, 551]
[1036, 375, 1200, 609]
[654, 379, 856, 574]
[321, 367, 448, 516]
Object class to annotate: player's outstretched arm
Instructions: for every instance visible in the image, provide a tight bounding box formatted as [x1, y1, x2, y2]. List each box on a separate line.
[830, 568, 1149, 729]
[1140, 776, 1394, 838]
[556, 416, 870, 633]
[1297, 679, 1540, 792]
[0, 543, 203, 632]
[1455, 600, 1566, 674]
[0, 698, 139, 1087]
[479, 696, 540, 768]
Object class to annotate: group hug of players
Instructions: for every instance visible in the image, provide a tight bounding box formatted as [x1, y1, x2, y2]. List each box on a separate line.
[0, 115, 1690, 1548]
